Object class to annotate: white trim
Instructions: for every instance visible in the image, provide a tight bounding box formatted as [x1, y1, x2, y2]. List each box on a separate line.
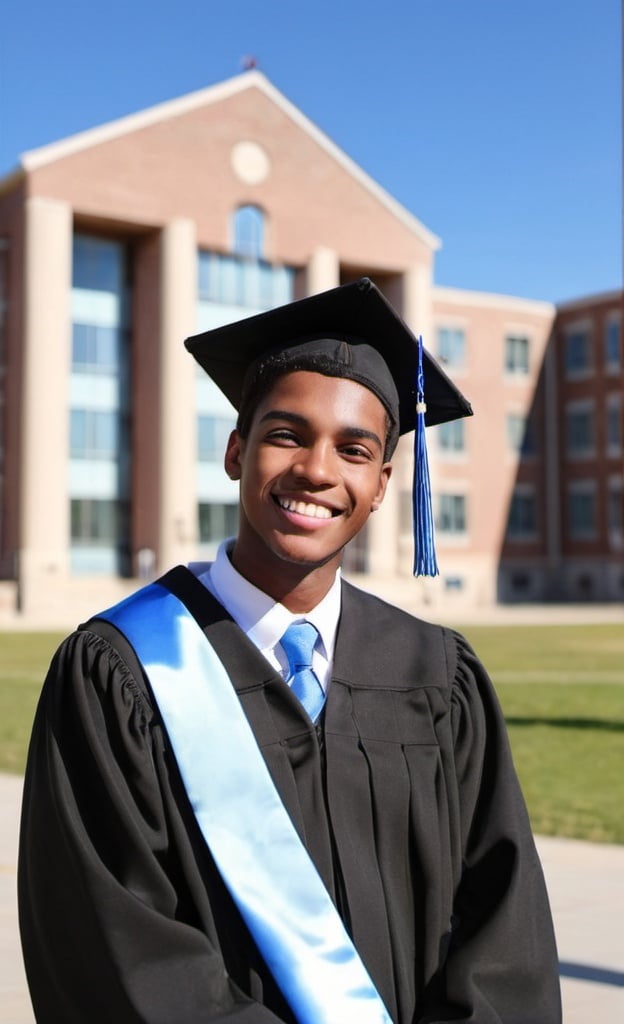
[18, 71, 440, 251]
[433, 285, 555, 316]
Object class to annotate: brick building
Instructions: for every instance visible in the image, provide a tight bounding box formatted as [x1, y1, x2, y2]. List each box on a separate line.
[0, 71, 621, 620]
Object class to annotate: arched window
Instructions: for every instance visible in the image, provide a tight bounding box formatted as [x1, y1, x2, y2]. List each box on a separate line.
[232, 205, 264, 259]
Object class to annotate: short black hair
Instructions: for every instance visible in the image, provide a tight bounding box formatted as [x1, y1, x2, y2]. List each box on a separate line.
[236, 350, 400, 462]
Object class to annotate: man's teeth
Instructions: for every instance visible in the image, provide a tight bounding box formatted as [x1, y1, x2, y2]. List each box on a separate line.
[278, 497, 333, 519]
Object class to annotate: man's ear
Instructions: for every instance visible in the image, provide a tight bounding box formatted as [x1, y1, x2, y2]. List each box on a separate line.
[371, 462, 392, 512]
[224, 430, 243, 481]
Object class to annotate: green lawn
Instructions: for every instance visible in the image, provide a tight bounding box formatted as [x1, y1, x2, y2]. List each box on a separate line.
[1, 624, 623, 842]
[0, 633, 64, 774]
[456, 624, 624, 844]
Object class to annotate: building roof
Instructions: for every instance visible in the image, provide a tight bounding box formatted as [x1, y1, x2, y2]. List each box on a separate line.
[433, 285, 555, 317]
[14, 71, 440, 251]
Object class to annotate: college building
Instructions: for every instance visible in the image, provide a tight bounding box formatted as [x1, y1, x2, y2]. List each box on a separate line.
[0, 71, 621, 621]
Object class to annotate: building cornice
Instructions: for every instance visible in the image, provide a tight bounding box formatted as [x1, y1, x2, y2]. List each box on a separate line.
[433, 284, 555, 316]
[555, 289, 623, 312]
[17, 71, 440, 251]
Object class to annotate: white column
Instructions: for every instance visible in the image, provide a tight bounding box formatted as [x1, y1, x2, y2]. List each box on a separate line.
[158, 218, 198, 571]
[304, 247, 339, 295]
[19, 197, 72, 611]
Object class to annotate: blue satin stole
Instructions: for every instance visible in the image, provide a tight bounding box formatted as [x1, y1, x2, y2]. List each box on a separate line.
[98, 582, 392, 1024]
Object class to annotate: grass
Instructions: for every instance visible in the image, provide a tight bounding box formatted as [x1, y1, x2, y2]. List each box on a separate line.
[1, 624, 623, 842]
[457, 624, 624, 844]
[0, 632, 64, 774]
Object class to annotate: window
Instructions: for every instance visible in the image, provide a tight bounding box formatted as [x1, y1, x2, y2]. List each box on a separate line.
[72, 235, 125, 293]
[72, 323, 120, 373]
[71, 499, 127, 544]
[504, 334, 529, 374]
[70, 234, 131, 577]
[507, 489, 537, 539]
[511, 571, 531, 594]
[198, 415, 235, 462]
[198, 502, 239, 543]
[566, 403, 595, 457]
[198, 251, 295, 310]
[70, 409, 118, 459]
[437, 327, 465, 368]
[604, 319, 621, 370]
[506, 413, 536, 456]
[438, 419, 465, 453]
[444, 576, 464, 591]
[436, 494, 466, 535]
[565, 329, 592, 376]
[568, 485, 596, 539]
[232, 205, 265, 259]
[607, 482, 623, 534]
[606, 397, 622, 454]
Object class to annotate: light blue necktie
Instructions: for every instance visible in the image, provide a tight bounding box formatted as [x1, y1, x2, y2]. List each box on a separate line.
[281, 622, 326, 722]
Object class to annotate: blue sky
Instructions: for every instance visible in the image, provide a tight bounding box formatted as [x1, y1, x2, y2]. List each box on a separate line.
[0, 0, 620, 303]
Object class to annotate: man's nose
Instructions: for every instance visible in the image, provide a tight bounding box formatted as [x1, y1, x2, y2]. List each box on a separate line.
[291, 443, 338, 485]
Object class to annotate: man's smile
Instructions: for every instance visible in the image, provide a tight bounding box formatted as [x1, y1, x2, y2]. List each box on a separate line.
[273, 495, 341, 520]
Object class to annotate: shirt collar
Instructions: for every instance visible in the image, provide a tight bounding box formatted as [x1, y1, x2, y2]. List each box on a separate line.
[196, 540, 341, 662]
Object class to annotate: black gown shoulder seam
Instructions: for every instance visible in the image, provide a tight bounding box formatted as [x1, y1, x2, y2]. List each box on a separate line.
[77, 620, 156, 721]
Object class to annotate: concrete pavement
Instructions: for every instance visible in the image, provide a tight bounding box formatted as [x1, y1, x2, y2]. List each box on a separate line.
[2, 773, 623, 1023]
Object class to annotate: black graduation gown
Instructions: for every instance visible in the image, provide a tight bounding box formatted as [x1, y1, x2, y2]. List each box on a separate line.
[18, 568, 562, 1023]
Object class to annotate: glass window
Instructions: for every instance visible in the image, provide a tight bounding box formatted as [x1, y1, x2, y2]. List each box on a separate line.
[444, 576, 464, 591]
[607, 484, 623, 533]
[198, 502, 239, 543]
[565, 330, 592, 375]
[70, 233, 131, 577]
[72, 323, 119, 373]
[605, 320, 621, 370]
[436, 494, 466, 534]
[606, 400, 621, 452]
[72, 235, 125, 293]
[232, 205, 265, 259]
[198, 415, 235, 462]
[71, 498, 123, 543]
[198, 251, 295, 310]
[438, 419, 465, 452]
[70, 409, 118, 459]
[566, 405, 594, 456]
[511, 571, 531, 593]
[506, 413, 536, 456]
[437, 327, 465, 368]
[504, 335, 530, 374]
[508, 490, 537, 538]
[568, 488, 596, 538]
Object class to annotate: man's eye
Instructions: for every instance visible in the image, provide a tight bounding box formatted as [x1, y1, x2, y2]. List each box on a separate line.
[341, 445, 371, 459]
[266, 430, 300, 445]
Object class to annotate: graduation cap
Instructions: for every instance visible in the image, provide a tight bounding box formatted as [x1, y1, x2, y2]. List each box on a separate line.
[185, 277, 472, 576]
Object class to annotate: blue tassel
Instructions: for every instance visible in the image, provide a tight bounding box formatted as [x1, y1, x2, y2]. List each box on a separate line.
[413, 336, 439, 577]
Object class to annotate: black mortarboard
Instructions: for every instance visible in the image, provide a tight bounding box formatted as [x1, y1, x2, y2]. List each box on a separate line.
[185, 277, 473, 576]
[185, 277, 472, 435]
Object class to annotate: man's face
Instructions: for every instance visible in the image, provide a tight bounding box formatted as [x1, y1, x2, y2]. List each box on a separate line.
[224, 370, 392, 596]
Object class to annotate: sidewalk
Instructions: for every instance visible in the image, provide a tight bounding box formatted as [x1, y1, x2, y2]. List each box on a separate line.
[2, 773, 623, 1022]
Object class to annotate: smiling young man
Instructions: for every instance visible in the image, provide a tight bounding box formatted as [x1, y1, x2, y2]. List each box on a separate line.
[224, 368, 392, 609]
[19, 280, 561, 1024]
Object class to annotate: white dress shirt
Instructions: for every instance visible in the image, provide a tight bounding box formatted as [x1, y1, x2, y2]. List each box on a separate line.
[189, 540, 342, 692]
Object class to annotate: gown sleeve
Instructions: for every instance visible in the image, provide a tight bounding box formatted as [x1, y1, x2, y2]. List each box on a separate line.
[18, 626, 289, 1024]
[419, 630, 562, 1023]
